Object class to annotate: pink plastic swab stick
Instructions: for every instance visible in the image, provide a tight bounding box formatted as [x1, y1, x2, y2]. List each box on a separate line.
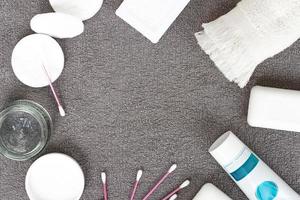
[101, 172, 108, 200]
[161, 180, 190, 200]
[142, 164, 177, 200]
[130, 170, 143, 200]
[42, 64, 65, 116]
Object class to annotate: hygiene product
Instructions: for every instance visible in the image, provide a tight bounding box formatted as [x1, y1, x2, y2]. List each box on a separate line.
[116, 0, 190, 43]
[192, 183, 232, 200]
[195, 0, 300, 87]
[209, 131, 300, 200]
[248, 86, 300, 133]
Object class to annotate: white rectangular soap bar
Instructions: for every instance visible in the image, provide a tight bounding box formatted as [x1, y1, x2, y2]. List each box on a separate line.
[193, 183, 232, 200]
[116, 0, 190, 43]
[248, 86, 300, 132]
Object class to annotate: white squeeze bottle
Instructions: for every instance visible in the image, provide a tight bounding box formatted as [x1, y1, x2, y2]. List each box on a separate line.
[209, 131, 300, 200]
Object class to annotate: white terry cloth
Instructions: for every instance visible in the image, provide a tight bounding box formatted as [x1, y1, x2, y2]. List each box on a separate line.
[195, 0, 300, 88]
[116, 0, 191, 43]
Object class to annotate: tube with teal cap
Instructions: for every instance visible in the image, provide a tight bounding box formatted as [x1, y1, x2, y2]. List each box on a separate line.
[209, 131, 300, 200]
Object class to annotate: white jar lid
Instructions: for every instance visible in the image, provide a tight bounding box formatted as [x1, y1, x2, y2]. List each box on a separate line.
[11, 34, 64, 88]
[25, 153, 85, 200]
[209, 131, 245, 167]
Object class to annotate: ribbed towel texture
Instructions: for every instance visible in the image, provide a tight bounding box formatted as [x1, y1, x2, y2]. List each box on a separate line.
[195, 0, 300, 87]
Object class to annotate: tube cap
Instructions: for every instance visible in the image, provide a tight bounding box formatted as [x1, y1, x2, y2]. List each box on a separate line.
[209, 131, 245, 167]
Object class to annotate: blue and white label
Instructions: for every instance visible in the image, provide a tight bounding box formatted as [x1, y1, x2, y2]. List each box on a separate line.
[230, 153, 259, 181]
[221, 147, 299, 200]
[255, 181, 278, 200]
[224, 148, 259, 182]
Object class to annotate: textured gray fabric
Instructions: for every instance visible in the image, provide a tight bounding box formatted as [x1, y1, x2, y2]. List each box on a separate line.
[0, 0, 299, 199]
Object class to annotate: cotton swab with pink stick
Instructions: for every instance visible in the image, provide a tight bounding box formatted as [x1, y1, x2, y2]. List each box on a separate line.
[42, 64, 65, 116]
[160, 180, 190, 200]
[169, 194, 178, 200]
[101, 172, 108, 200]
[129, 170, 143, 200]
[142, 164, 177, 200]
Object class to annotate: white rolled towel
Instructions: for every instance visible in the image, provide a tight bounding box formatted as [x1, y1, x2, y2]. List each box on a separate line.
[195, 0, 300, 88]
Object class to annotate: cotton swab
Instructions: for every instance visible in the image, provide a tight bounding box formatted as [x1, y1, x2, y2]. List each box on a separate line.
[142, 164, 177, 200]
[42, 64, 65, 116]
[130, 170, 143, 200]
[161, 180, 190, 200]
[101, 172, 108, 200]
[169, 194, 178, 200]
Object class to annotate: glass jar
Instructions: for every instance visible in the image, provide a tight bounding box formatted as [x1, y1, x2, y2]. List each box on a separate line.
[0, 100, 52, 161]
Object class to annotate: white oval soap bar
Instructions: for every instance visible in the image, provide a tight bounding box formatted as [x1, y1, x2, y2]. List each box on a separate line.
[25, 153, 85, 200]
[31, 12, 84, 39]
[11, 34, 64, 88]
[49, 0, 103, 20]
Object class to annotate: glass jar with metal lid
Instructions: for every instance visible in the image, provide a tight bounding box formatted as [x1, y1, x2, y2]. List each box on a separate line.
[0, 100, 52, 161]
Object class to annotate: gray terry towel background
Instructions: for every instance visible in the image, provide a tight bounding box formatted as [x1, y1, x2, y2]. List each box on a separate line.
[0, 0, 299, 199]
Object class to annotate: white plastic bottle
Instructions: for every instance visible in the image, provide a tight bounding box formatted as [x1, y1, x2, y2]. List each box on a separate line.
[209, 131, 300, 200]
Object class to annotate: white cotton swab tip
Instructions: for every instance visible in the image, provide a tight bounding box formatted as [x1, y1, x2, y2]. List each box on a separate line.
[169, 194, 178, 200]
[136, 170, 143, 181]
[59, 105, 66, 117]
[179, 180, 190, 189]
[101, 172, 106, 184]
[168, 164, 177, 173]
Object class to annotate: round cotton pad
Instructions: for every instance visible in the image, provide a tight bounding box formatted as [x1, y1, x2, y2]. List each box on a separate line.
[11, 34, 64, 88]
[31, 13, 84, 39]
[25, 153, 85, 200]
[49, 0, 103, 21]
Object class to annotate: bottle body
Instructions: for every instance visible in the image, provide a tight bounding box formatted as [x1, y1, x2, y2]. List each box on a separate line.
[209, 131, 300, 200]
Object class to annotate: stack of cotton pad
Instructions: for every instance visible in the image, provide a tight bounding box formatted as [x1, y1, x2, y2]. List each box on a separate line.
[11, 0, 103, 86]
[49, 0, 103, 21]
[31, 0, 103, 39]
[30, 13, 84, 39]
